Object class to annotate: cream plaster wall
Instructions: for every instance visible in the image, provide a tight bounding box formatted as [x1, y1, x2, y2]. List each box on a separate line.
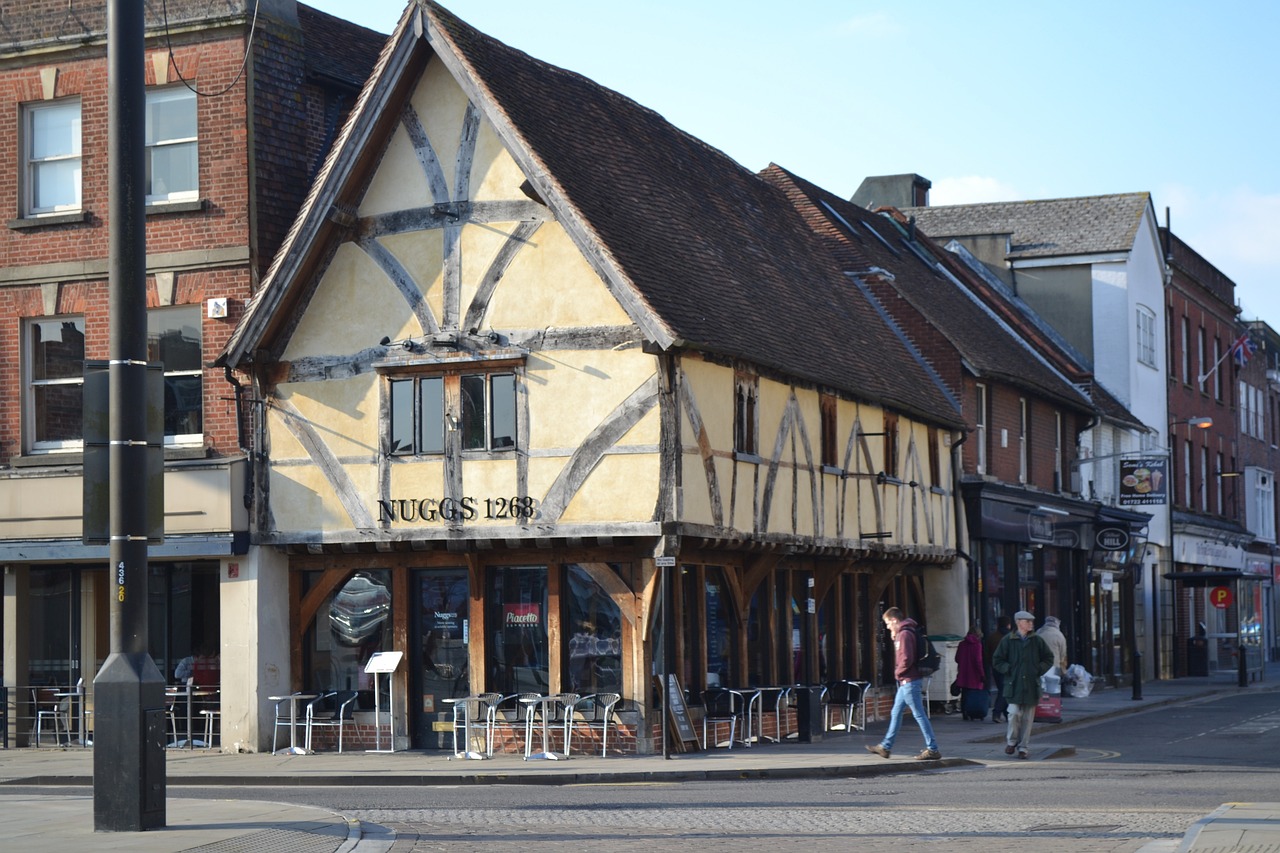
[285, 243, 418, 360]
[379, 229, 446, 325]
[219, 547, 290, 752]
[560, 453, 660, 523]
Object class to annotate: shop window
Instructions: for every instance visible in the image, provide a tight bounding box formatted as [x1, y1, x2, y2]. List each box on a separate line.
[23, 98, 81, 216]
[303, 570, 392, 696]
[149, 561, 220, 684]
[564, 564, 623, 694]
[487, 565, 548, 696]
[705, 567, 735, 688]
[28, 568, 76, 685]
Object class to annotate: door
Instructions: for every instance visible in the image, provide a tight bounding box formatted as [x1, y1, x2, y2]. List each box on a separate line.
[412, 568, 470, 749]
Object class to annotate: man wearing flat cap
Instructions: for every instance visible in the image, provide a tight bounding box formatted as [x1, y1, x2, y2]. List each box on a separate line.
[992, 610, 1054, 759]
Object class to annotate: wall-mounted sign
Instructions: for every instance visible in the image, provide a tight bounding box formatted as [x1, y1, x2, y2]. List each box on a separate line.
[1210, 586, 1233, 609]
[1095, 527, 1130, 551]
[503, 603, 540, 627]
[377, 496, 540, 524]
[1119, 458, 1166, 506]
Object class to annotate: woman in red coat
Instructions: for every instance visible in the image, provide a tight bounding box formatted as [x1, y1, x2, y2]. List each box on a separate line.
[954, 625, 988, 720]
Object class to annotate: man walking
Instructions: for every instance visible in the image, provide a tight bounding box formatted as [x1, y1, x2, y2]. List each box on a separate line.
[866, 607, 941, 761]
[992, 610, 1054, 759]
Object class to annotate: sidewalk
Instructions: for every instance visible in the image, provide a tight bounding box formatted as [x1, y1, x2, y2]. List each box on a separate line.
[1, 667, 1276, 852]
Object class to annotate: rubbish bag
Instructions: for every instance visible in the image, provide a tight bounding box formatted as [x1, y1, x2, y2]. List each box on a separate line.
[1065, 663, 1093, 698]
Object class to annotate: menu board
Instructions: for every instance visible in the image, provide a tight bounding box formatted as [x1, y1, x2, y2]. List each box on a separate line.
[656, 674, 698, 748]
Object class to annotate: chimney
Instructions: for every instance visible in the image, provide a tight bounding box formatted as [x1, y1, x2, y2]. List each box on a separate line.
[850, 174, 932, 210]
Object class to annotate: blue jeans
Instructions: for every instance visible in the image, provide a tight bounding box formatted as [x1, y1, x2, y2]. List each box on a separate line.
[879, 679, 937, 752]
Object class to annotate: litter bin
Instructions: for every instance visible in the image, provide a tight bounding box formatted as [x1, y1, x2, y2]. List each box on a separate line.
[1035, 669, 1062, 723]
[794, 686, 824, 743]
[1186, 636, 1209, 677]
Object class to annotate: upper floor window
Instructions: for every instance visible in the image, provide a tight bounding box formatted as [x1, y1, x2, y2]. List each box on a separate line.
[733, 372, 758, 456]
[26, 316, 85, 450]
[819, 393, 837, 469]
[149, 306, 203, 444]
[974, 383, 988, 475]
[1136, 306, 1156, 368]
[389, 371, 516, 456]
[146, 88, 198, 203]
[1018, 397, 1029, 484]
[25, 309, 203, 452]
[1180, 316, 1191, 384]
[23, 99, 82, 215]
[883, 412, 899, 478]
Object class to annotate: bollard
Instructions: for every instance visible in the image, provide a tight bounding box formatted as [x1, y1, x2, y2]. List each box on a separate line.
[1131, 649, 1143, 700]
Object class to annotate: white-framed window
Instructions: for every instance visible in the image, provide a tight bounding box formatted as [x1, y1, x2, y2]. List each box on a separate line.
[389, 371, 516, 455]
[1247, 469, 1276, 542]
[23, 99, 82, 215]
[975, 383, 988, 475]
[1136, 306, 1156, 367]
[1216, 451, 1225, 515]
[1181, 316, 1191, 384]
[26, 316, 86, 451]
[145, 87, 198, 203]
[1213, 337, 1223, 401]
[1200, 445, 1209, 512]
[149, 306, 203, 444]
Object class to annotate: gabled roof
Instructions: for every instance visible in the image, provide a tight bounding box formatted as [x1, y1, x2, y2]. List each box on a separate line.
[764, 165, 1095, 415]
[223, 1, 962, 428]
[903, 193, 1153, 260]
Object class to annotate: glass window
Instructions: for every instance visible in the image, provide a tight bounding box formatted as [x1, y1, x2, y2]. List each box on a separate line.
[734, 373, 757, 455]
[148, 306, 202, 442]
[24, 99, 82, 214]
[390, 372, 513, 454]
[145, 88, 198, 202]
[975, 383, 988, 475]
[487, 565, 549, 696]
[705, 567, 734, 688]
[1136, 306, 1156, 367]
[303, 571, 392, 695]
[27, 316, 86, 450]
[564, 564, 623, 694]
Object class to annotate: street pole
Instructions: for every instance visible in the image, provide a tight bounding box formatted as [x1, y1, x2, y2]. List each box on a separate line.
[93, 0, 167, 831]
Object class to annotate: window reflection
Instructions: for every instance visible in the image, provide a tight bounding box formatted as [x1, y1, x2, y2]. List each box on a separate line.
[565, 564, 623, 694]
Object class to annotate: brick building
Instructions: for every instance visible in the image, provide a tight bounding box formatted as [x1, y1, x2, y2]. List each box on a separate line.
[0, 0, 383, 747]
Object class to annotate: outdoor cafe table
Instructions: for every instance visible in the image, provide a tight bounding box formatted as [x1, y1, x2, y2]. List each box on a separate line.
[268, 693, 317, 755]
[167, 683, 219, 749]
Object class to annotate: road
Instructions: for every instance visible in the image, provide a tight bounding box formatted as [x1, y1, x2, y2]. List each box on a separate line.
[32, 691, 1280, 853]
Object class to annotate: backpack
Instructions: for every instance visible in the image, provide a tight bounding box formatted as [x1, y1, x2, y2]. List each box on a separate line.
[913, 625, 941, 676]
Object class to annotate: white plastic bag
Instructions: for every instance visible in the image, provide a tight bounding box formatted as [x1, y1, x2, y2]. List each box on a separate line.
[1065, 663, 1093, 697]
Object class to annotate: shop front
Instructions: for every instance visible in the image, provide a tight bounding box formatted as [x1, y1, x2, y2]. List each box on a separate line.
[965, 482, 1149, 686]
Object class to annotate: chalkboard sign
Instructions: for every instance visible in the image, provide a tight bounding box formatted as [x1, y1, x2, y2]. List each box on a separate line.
[656, 674, 699, 748]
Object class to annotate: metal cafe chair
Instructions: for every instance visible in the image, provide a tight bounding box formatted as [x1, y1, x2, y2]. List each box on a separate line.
[304, 690, 359, 753]
[565, 692, 621, 756]
[31, 687, 64, 747]
[701, 687, 743, 750]
[823, 679, 870, 733]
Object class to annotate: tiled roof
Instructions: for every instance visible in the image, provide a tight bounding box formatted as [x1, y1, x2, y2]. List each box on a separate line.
[298, 4, 387, 87]
[426, 3, 961, 425]
[765, 165, 1095, 414]
[229, 2, 963, 428]
[903, 193, 1152, 260]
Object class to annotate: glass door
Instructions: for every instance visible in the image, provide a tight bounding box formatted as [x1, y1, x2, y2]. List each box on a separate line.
[412, 569, 470, 749]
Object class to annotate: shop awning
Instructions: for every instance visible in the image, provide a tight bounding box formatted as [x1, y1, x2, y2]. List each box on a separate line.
[1162, 570, 1262, 587]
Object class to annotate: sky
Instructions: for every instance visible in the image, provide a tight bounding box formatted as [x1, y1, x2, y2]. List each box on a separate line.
[305, 0, 1280, 325]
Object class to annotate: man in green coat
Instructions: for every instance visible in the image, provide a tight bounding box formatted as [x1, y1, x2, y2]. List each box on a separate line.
[992, 610, 1054, 759]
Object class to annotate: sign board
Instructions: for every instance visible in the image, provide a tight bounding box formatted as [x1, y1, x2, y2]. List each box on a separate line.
[655, 556, 676, 568]
[1096, 527, 1130, 551]
[655, 674, 698, 747]
[1118, 458, 1167, 506]
[1210, 586, 1233, 610]
[364, 650, 404, 673]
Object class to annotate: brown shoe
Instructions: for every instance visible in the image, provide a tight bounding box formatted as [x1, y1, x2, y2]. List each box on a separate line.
[915, 748, 941, 760]
[865, 744, 890, 759]
[1004, 744, 1016, 755]
[1018, 750, 1029, 760]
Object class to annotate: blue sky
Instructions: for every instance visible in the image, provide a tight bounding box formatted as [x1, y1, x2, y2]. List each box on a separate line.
[306, 0, 1280, 326]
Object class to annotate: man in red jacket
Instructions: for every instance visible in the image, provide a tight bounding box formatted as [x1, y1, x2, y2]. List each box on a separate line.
[865, 607, 941, 760]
